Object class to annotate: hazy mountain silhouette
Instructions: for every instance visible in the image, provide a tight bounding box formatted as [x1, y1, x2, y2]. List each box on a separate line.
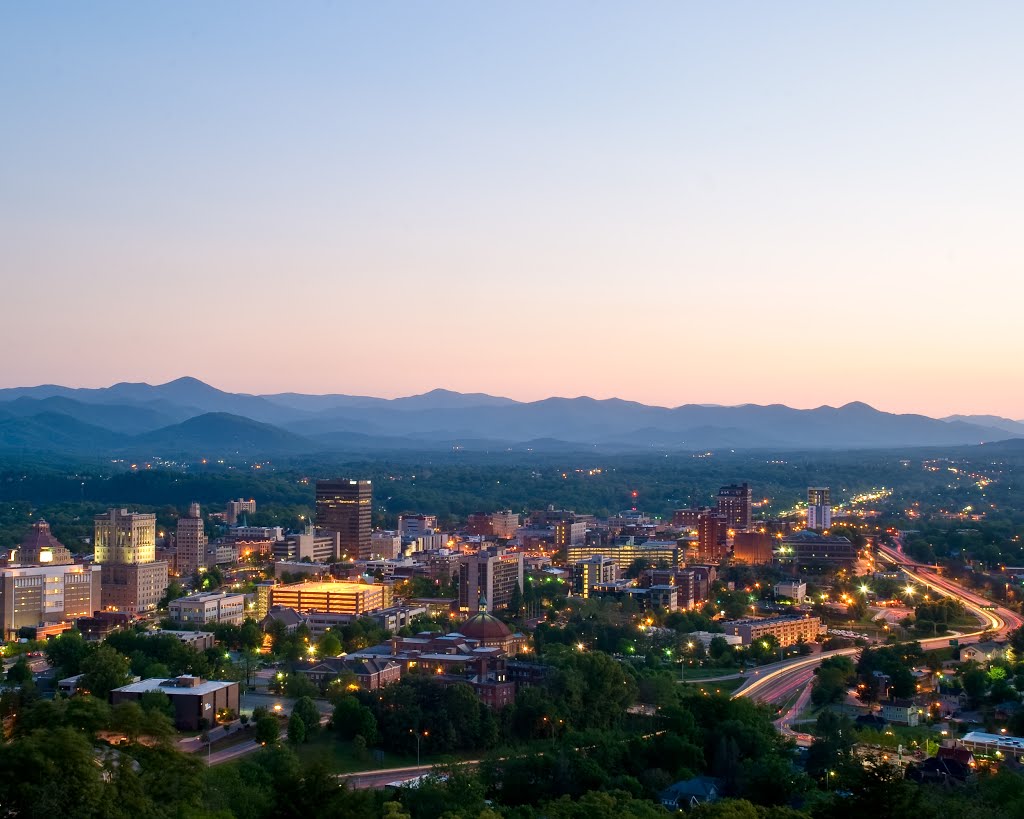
[0, 377, 1019, 456]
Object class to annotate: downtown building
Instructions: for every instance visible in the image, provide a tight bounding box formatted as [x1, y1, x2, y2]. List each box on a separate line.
[168, 591, 246, 626]
[458, 547, 524, 612]
[95, 509, 169, 614]
[716, 483, 753, 531]
[315, 479, 373, 560]
[175, 503, 207, 577]
[0, 563, 102, 639]
[807, 487, 832, 530]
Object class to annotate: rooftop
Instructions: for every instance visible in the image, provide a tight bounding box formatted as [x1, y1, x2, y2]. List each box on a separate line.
[113, 676, 236, 697]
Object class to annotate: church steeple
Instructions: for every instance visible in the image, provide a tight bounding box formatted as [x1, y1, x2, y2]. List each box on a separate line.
[478, 593, 488, 613]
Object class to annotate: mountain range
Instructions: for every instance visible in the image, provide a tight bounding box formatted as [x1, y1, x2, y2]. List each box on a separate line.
[0, 377, 1021, 459]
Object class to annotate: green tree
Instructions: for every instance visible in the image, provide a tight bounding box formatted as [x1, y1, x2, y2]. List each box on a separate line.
[292, 696, 321, 737]
[6, 657, 32, 686]
[255, 712, 280, 745]
[287, 712, 307, 745]
[318, 631, 343, 657]
[44, 630, 90, 677]
[80, 644, 132, 699]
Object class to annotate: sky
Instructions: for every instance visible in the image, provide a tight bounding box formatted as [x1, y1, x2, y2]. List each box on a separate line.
[2, 2, 1023, 417]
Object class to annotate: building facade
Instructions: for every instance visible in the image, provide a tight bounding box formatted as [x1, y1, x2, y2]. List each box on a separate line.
[176, 503, 207, 577]
[15, 519, 74, 566]
[458, 547, 524, 612]
[168, 591, 246, 626]
[270, 580, 387, 615]
[225, 498, 256, 525]
[716, 483, 753, 531]
[723, 614, 821, 647]
[0, 564, 102, 639]
[807, 487, 832, 530]
[315, 479, 373, 560]
[94, 509, 168, 613]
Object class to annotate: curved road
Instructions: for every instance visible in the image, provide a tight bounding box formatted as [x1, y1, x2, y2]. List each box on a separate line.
[732, 540, 1022, 741]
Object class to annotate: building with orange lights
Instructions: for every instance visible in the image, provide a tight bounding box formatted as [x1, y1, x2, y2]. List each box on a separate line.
[270, 580, 388, 615]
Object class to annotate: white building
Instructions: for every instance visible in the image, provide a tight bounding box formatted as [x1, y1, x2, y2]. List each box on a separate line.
[774, 580, 808, 604]
[168, 591, 246, 626]
[807, 487, 832, 530]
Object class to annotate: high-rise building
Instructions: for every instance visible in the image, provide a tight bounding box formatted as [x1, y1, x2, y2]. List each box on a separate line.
[697, 512, 728, 562]
[16, 519, 74, 566]
[95, 509, 157, 565]
[467, 511, 520, 540]
[94, 509, 168, 614]
[716, 483, 752, 531]
[225, 498, 256, 525]
[458, 547, 524, 612]
[573, 555, 619, 598]
[176, 503, 207, 577]
[807, 487, 832, 530]
[0, 564, 102, 639]
[315, 479, 373, 560]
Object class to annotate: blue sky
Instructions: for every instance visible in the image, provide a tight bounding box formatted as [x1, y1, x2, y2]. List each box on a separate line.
[2, 3, 1022, 415]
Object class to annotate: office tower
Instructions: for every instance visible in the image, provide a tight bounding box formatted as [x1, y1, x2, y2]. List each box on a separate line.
[697, 512, 728, 562]
[716, 483, 752, 531]
[176, 503, 207, 577]
[0, 564, 102, 639]
[225, 498, 256, 525]
[315, 479, 373, 560]
[458, 547, 524, 612]
[807, 487, 832, 530]
[94, 509, 168, 614]
[16, 519, 74, 566]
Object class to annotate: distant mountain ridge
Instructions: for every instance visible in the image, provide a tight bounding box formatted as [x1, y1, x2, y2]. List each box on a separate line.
[0, 377, 1019, 458]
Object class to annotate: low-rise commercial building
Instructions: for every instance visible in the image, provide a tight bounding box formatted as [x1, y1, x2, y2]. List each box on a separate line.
[168, 591, 246, 626]
[110, 675, 240, 731]
[723, 614, 821, 647]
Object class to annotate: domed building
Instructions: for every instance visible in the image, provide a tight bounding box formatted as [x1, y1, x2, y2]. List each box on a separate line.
[16, 520, 74, 566]
[455, 596, 528, 655]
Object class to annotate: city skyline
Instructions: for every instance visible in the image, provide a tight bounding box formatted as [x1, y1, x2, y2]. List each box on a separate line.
[3, 3, 1023, 417]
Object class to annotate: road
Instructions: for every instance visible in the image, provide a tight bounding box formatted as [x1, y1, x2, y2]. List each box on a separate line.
[731, 539, 1023, 729]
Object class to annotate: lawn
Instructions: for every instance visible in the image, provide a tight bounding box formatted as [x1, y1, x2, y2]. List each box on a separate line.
[290, 733, 483, 774]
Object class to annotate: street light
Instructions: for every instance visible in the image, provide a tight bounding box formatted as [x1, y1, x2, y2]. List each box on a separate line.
[410, 729, 429, 766]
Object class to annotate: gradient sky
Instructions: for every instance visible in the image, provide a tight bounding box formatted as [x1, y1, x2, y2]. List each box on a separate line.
[2, 3, 1023, 417]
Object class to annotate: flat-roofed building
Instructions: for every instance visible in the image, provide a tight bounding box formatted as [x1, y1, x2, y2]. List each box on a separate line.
[176, 503, 207, 577]
[778, 530, 858, 564]
[273, 529, 341, 563]
[573, 555, 619, 598]
[225, 498, 256, 526]
[0, 564, 102, 639]
[566, 538, 682, 570]
[458, 547, 524, 612]
[168, 591, 246, 626]
[315, 479, 373, 560]
[717, 483, 752, 531]
[110, 675, 239, 731]
[723, 614, 821, 647]
[271, 580, 387, 615]
[732, 531, 774, 564]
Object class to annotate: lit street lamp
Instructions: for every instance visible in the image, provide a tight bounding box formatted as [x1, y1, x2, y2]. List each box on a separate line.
[410, 729, 429, 766]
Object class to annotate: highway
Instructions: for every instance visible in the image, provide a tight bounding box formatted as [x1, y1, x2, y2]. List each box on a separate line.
[731, 539, 1023, 737]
